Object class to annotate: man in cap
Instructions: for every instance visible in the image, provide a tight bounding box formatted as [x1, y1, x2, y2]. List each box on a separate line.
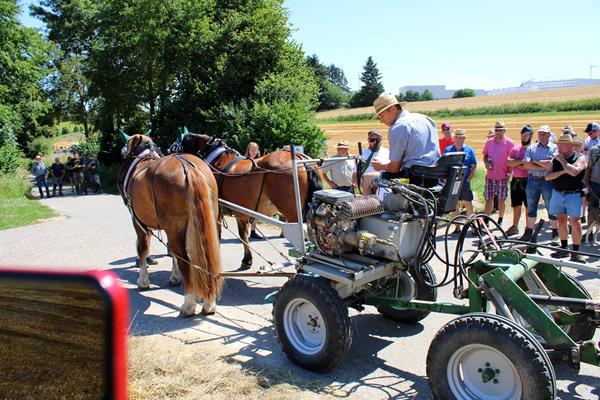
[482, 121, 515, 227]
[505, 125, 534, 236]
[583, 122, 600, 154]
[353, 129, 390, 195]
[521, 125, 559, 243]
[545, 134, 587, 262]
[439, 122, 455, 154]
[444, 129, 477, 229]
[370, 94, 440, 186]
[321, 140, 355, 192]
[31, 155, 50, 198]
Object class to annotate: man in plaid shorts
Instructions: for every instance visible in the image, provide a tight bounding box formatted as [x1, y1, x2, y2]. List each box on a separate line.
[483, 121, 515, 227]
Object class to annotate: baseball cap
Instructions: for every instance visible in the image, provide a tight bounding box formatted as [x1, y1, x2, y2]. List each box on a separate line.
[337, 140, 349, 148]
[520, 125, 534, 135]
[584, 122, 600, 133]
[441, 122, 452, 131]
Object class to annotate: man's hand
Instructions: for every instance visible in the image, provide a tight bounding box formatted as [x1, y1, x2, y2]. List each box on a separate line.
[555, 153, 567, 165]
[370, 160, 385, 171]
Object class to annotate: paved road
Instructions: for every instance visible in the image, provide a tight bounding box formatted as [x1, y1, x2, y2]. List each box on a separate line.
[1, 193, 599, 399]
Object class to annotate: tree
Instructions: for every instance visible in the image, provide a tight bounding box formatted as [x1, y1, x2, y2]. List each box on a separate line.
[403, 90, 421, 102]
[452, 88, 476, 98]
[349, 56, 384, 107]
[0, 0, 53, 149]
[327, 64, 349, 92]
[306, 55, 349, 110]
[421, 89, 433, 101]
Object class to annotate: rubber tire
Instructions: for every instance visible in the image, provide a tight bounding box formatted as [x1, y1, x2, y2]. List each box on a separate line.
[427, 313, 556, 400]
[516, 272, 595, 343]
[377, 263, 437, 323]
[273, 275, 352, 372]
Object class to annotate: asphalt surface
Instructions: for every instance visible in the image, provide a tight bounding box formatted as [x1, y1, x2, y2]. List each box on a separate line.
[1, 192, 599, 399]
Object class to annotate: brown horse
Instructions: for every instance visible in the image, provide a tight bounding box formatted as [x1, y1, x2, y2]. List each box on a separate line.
[180, 133, 323, 269]
[119, 134, 222, 316]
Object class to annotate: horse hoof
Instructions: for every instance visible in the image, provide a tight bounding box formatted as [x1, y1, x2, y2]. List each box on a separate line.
[136, 278, 150, 289]
[201, 305, 216, 315]
[169, 277, 181, 286]
[179, 310, 196, 318]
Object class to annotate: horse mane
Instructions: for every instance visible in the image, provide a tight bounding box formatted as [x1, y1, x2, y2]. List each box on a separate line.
[181, 132, 212, 154]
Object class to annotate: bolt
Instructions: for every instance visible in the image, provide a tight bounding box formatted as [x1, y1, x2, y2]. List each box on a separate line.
[495, 369, 500, 374]
[493, 379, 499, 384]
[485, 362, 490, 367]
[478, 368, 483, 373]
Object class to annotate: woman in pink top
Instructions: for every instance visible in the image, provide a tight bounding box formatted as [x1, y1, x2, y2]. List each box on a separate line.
[483, 121, 515, 227]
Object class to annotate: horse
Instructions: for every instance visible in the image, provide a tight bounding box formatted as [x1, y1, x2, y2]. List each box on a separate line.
[178, 132, 323, 270]
[118, 133, 222, 316]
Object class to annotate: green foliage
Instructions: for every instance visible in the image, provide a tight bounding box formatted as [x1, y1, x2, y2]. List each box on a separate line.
[77, 132, 101, 155]
[306, 55, 350, 110]
[61, 127, 70, 135]
[349, 56, 384, 107]
[28, 137, 52, 158]
[0, 0, 53, 148]
[452, 88, 476, 98]
[0, 169, 56, 230]
[403, 90, 421, 102]
[422, 89, 433, 101]
[0, 144, 24, 174]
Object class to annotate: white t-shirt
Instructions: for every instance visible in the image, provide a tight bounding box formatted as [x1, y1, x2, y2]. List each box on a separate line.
[353, 146, 390, 174]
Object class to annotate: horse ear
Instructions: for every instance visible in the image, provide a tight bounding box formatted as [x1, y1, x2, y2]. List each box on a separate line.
[119, 129, 131, 143]
[176, 127, 183, 142]
[145, 129, 152, 137]
[183, 126, 189, 136]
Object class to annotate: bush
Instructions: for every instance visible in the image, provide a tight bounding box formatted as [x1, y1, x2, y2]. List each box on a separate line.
[78, 133, 101, 156]
[61, 127, 69, 135]
[452, 88, 476, 98]
[0, 143, 24, 174]
[28, 137, 51, 158]
[98, 163, 120, 194]
[73, 125, 79, 133]
[0, 168, 30, 197]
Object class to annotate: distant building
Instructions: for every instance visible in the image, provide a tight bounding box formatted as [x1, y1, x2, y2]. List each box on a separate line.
[399, 85, 485, 100]
[487, 78, 600, 95]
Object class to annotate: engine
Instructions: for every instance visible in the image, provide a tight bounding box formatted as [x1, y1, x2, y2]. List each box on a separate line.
[306, 189, 424, 262]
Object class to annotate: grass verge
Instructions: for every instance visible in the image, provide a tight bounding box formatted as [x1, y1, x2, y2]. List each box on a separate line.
[0, 170, 56, 230]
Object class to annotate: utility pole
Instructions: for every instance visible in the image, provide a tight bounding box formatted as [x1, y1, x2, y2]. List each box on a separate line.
[590, 65, 600, 79]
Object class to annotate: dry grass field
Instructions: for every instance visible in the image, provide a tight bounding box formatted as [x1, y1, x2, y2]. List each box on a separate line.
[315, 84, 600, 120]
[318, 113, 600, 156]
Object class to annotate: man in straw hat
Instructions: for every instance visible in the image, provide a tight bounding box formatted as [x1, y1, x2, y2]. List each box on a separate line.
[521, 125, 559, 243]
[482, 121, 515, 228]
[505, 125, 534, 236]
[370, 94, 440, 186]
[31, 154, 50, 198]
[321, 140, 355, 192]
[545, 134, 587, 262]
[444, 128, 477, 231]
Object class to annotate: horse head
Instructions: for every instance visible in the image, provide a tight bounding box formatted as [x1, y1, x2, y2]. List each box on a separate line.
[181, 133, 215, 157]
[122, 134, 155, 158]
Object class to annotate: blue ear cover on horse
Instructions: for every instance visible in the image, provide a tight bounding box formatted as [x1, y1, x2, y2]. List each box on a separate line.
[119, 129, 131, 143]
[183, 126, 189, 135]
[176, 127, 183, 142]
[144, 129, 151, 137]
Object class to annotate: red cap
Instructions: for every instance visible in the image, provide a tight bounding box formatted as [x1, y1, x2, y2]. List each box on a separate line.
[441, 122, 452, 131]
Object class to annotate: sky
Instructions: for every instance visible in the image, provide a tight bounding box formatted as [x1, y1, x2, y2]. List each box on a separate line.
[17, 0, 600, 93]
[284, 0, 600, 92]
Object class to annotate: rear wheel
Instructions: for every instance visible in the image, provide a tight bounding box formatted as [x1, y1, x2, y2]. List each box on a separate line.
[377, 263, 437, 323]
[273, 275, 352, 372]
[427, 313, 556, 400]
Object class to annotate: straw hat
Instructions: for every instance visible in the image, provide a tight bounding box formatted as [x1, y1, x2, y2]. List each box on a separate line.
[373, 94, 407, 115]
[494, 121, 506, 130]
[556, 134, 575, 144]
[337, 140, 349, 148]
[34, 155, 41, 160]
[487, 129, 495, 138]
[454, 128, 467, 137]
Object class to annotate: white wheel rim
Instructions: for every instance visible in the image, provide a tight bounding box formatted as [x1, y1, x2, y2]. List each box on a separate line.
[283, 298, 326, 355]
[447, 344, 522, 400]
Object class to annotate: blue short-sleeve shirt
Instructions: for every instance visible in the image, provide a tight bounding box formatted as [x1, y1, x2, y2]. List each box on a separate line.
[388, 110, 441, 169]
[445, 144, 477, 181]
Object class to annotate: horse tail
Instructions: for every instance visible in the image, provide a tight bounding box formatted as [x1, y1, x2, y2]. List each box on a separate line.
[303, 162, 323, 216]
[185, 170, 223, 301]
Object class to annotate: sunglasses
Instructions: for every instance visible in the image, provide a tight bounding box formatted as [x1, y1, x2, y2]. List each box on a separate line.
[368, 138, 380, 143]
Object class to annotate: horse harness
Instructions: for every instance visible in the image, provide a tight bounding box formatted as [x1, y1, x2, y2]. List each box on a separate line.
[196, 137, 267, 215]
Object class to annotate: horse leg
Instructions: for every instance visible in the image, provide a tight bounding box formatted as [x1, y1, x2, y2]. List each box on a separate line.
[168, 233, 197, 316]
[169, 255, 182, 286]
[238, 216, 253, 270]
[201, 295, 217, 315]
[135, 228, 151, 289]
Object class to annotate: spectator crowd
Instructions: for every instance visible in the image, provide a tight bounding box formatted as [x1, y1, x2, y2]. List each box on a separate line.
[31, 150, 102, 198]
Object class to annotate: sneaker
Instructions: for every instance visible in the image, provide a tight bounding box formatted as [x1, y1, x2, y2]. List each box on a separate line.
[570, 253, 584, 263]
[550, 249, 570, 259]
[505, 226, 519, 236]
[250, 231, 265, 240]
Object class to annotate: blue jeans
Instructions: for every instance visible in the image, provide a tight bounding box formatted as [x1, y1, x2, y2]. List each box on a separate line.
[35, 175, 49, 196]
[525, 177, 556, 220]
[549, 190, 583, 218]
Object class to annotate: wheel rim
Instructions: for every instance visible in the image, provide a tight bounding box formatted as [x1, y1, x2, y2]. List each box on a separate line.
[447, 344, 522, 400]
[283, 298, 326, 355]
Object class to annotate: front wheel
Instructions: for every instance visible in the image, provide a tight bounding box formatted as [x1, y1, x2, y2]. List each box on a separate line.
[273, 275, 352, 372]
[427, 313, 556, 400]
